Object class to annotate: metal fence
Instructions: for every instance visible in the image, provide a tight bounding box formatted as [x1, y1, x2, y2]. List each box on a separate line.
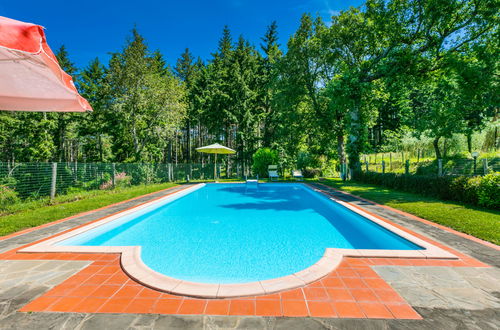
[0, 162, 225, 200]
[360, 157, 500, 176]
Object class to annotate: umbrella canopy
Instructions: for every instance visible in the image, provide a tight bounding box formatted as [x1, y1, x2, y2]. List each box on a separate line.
[195, 143, 236, 155]
[196, 143, 235, 180]
[0, 16, 92, 112]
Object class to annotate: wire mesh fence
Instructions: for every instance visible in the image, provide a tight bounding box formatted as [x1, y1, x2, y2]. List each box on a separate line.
[0, 162, 224, 201]
[360, 156, 500, 176]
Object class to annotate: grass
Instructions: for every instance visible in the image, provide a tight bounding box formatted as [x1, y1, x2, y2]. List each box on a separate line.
[318, 178, 500, 245]
[0, 183, 177, 237]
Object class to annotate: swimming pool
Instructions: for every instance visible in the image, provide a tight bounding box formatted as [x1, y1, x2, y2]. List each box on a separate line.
[23, 183, 455, 297]
[59, 183, 421, 282]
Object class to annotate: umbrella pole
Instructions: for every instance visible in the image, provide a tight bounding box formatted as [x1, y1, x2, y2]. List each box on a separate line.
[214, 153, 217, 181]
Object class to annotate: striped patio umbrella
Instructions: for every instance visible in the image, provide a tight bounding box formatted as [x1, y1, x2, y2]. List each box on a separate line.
[196, 143, 236, 180]
[0, 16, 92, 112]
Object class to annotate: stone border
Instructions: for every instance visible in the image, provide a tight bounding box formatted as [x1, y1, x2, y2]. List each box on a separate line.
[19, 182, 457, 298]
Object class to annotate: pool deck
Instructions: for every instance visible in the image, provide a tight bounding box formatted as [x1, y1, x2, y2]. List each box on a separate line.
[0, 183, 498, 329]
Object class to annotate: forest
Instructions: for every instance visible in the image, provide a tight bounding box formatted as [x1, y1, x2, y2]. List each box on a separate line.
[0, 0, 498, 177]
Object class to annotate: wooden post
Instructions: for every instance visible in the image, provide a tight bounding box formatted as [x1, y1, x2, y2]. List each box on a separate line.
[382, 160, 385, 173]
[50, 162, 57, 200]
[405, 160, 410, 175]
[365, 161, 369, 172]
[438, 159, 443, 177]
[483, 158, 488, 175]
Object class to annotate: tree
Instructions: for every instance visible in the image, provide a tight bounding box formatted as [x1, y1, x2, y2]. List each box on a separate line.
[322, 0, 498, 172]
[54, 45, 80, 161]
[107, 28, 186, 162]
[175, 48, 198, 162]
[78, 58, 112, 161]
[259, 21, 282, 147]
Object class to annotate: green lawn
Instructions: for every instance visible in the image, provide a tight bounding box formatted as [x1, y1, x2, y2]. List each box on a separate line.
[318, 178, 500, 245]
[0, 183, 177, 237]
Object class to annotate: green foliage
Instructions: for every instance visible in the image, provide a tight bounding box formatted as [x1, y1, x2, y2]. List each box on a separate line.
[252, 148, 278, 177]
[0, 1, 497, 193]
[296, 151, 318, 170]
[449, 176, 479, 205]
[477, 173, 500, 209]
[0, 185, 20, 209]
[356, 171, 499, 210]
[302, 168, 322, 178]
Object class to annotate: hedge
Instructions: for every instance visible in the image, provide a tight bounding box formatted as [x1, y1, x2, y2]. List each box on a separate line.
[354, 171, 499, 209]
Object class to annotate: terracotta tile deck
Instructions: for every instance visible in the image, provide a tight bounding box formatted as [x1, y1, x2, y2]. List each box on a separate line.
[0, 184, 493, 320]
[1, 248, 487, 319]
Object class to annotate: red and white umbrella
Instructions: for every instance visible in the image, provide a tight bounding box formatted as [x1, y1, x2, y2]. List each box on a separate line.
[0, 16, 92, 112]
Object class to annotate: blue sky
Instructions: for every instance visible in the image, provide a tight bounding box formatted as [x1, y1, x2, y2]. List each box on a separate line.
[0, 0, 363, 68]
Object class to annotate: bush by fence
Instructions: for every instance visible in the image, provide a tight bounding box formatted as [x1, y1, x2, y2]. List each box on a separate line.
[0, 162, 222, 203]
[355, 171, 500, 209]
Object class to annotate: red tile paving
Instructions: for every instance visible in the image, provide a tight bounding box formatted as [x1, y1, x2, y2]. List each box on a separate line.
[13, 251, 436, 319]
[5, 225, 492, 320]
[1, 185, 495, 319]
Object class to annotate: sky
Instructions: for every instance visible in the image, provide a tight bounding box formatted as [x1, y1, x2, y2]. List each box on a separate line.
[0, 0, 364, 68]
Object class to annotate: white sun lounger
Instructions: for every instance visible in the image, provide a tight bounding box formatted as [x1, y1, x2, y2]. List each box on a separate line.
[268, 165, 279, 181]
[292, 170, 304, 181]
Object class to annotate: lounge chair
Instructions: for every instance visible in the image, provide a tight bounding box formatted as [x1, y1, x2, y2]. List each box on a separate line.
[292, 170, 304, 181]
[268, 165, 279, 181]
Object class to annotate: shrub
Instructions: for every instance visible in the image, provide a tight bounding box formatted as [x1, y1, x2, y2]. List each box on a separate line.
[99, 172, 131, 190]
[297, 151, 318, 170]
[477, 173, 500, 209]
[252, 148, 279, 177]
[355, 171, 499, 209]
[303, 167, 322, 178]
[115, 173, 132, 188]
[449, 176, 479, 205]
[0, 185, 20, 209]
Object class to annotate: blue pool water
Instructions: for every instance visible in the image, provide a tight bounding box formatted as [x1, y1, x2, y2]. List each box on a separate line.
[59, 183, 422, 283]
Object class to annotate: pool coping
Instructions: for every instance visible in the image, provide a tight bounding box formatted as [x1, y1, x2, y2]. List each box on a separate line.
[18, 182, 457, 299]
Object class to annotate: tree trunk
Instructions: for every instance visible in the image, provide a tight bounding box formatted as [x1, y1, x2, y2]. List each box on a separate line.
[337, 133, 346, 165]
[346, 98, 363, 175]
[98, 135, 103, 162]
[167, 141, 173, 163]
[58, 115, 66, 162]
[466, 133, 472, 153]
[186, 119, 191, 163]
[495, 126, 498, 149]
[433, 137, 442, 159]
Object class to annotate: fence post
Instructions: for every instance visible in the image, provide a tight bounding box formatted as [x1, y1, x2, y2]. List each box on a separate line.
[405, 160, 409, 175]
[382, 160, 385, 174]
[438, 159, 443, 177]
[111, 163, 116, 187]
[483, 158, 488, 175]
[365, 161, 369, 172]
[50, 162, 57, 200]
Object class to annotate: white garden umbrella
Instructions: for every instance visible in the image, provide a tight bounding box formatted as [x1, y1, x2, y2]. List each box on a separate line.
[0, 16, 92, 112]
[196, 143, 236, 180]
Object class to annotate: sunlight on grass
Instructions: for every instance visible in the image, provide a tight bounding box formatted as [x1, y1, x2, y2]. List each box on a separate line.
[0, 183, 177, 237]
[321, 178, 500, 245]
